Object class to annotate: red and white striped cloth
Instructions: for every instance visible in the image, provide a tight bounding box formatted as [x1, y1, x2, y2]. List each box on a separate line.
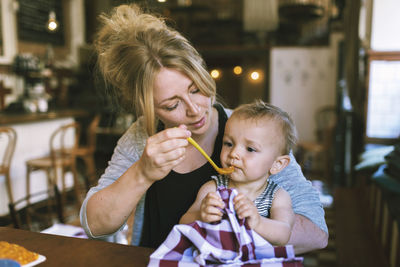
[148, 187, 303, 267]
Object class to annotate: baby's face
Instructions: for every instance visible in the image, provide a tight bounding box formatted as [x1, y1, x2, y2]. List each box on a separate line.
[220, 116, 284, 183]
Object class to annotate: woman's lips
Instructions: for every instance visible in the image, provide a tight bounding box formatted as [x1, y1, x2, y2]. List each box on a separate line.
[191, 116, 206, 129]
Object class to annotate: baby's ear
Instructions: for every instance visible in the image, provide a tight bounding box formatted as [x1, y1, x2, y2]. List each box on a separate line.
[270, 155, 291, 175]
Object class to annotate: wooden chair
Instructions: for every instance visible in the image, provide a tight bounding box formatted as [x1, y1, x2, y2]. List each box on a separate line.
[0, 127, 17, 204]
[75, 114, 101, 190]
[25, 122, 82, 212]
[8, 184, 64, 231]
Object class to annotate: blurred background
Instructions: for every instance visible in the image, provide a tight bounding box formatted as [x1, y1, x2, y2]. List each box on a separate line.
[0, 1, 399, 266]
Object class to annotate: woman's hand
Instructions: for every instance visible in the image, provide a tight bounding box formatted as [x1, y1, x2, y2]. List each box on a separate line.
[200, 192, 225, 223]
[137, 125, 191, 182]
[86, 126, 191, 237]
[234, 193, 261, 229]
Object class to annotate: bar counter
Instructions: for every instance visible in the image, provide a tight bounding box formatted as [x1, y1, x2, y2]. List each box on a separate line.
[0, 109, 88, 125]
[0, 227, 154, 266]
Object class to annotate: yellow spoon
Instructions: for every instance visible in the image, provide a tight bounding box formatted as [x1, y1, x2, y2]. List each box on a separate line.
[187, 137, 234, 175]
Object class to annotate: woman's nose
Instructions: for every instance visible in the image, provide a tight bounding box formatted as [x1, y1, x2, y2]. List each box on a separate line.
[185, 98, 200, 116]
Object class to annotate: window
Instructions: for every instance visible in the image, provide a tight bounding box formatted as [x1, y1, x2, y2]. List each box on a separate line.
[365, 52, 400, 143]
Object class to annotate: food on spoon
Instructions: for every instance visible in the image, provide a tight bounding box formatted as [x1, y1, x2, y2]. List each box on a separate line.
[187, 137, 234, 174]
[0, 241, 39, 265]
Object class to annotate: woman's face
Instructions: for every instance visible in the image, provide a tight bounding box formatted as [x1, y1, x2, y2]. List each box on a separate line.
[153, 68, 213, 136]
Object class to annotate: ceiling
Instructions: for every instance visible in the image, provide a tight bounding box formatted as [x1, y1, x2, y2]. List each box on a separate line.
[86, 0, 345, 47]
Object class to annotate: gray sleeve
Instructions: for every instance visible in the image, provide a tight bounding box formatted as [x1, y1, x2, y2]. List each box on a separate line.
[269, 152, 328, 234]
[79, 119, 147, 240]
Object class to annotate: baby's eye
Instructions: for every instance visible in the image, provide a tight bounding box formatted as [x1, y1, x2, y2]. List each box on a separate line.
[247, 147, 256, 152]
[223, 141, 232, 147]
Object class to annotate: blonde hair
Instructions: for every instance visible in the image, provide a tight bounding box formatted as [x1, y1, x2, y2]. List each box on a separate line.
[231, 99, 298, 154]
[94, 4, 216, 135]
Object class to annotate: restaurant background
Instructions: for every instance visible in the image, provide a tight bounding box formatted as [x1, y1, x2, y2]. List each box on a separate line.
[0, 0, 400, 266]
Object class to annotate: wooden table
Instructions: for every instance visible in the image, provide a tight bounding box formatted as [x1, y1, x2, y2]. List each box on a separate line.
[0, 227, 154, 266]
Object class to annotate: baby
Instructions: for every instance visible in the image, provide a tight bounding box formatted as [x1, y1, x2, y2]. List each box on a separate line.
[180, 99, 298, 246]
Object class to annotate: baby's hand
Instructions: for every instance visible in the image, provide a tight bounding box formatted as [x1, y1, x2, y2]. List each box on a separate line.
[233, 193, 261, 229]
[200, 192, 225, 223]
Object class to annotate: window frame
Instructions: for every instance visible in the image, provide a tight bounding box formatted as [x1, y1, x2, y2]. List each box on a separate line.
[365, 50, 400, 144]
[0, 0, 17, 64]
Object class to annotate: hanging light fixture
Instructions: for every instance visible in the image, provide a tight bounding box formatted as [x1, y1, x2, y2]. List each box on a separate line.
[278, 0, 329, 20]
[243, 0, 279, 44]
[47, 10, 59, 32]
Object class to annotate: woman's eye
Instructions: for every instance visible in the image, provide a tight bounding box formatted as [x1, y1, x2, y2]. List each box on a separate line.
[165, 102, 179, 111]
[190, 88, 200, 94]
[247, 147, 256, 152]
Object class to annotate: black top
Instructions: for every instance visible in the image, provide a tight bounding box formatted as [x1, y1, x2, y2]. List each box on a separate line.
[140, 104, 228, 248]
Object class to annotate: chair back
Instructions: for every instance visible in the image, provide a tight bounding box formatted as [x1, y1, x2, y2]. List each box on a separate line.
[86, 114, 101, 153]
[0, 127, 17, 202]
[8, 184, 64, 231]
[49, 122, 81, 162]
[48, 122, 81, 192]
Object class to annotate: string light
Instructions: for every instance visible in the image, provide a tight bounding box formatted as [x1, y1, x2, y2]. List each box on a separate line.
[250, 71, 260, 80]
[210, 66, 264, 83]
[233, 66, 243, 75]
[210, 69, 221, 79]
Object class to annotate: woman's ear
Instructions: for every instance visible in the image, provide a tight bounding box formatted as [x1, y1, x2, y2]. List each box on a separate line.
[270, 155, 291, 175]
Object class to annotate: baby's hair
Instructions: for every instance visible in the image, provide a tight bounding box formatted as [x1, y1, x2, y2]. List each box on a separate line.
[231, 99, 298, 154]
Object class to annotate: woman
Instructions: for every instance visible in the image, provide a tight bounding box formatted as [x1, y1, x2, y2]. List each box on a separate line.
[80, 4, 328, 254]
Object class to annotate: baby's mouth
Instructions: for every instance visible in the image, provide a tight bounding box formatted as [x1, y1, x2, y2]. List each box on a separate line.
[227, 163, 238, 170]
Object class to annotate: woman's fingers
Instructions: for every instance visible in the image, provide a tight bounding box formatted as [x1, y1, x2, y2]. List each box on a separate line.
[138, 126, 191, 181]
[149, 126, 191, 145]
[146, 127, 191, 163]
[149, 138, 188, 158]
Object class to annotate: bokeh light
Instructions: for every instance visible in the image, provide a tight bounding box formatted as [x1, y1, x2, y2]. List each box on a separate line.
[233, 66, 242, 75]
[210, 69, 221, 79]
